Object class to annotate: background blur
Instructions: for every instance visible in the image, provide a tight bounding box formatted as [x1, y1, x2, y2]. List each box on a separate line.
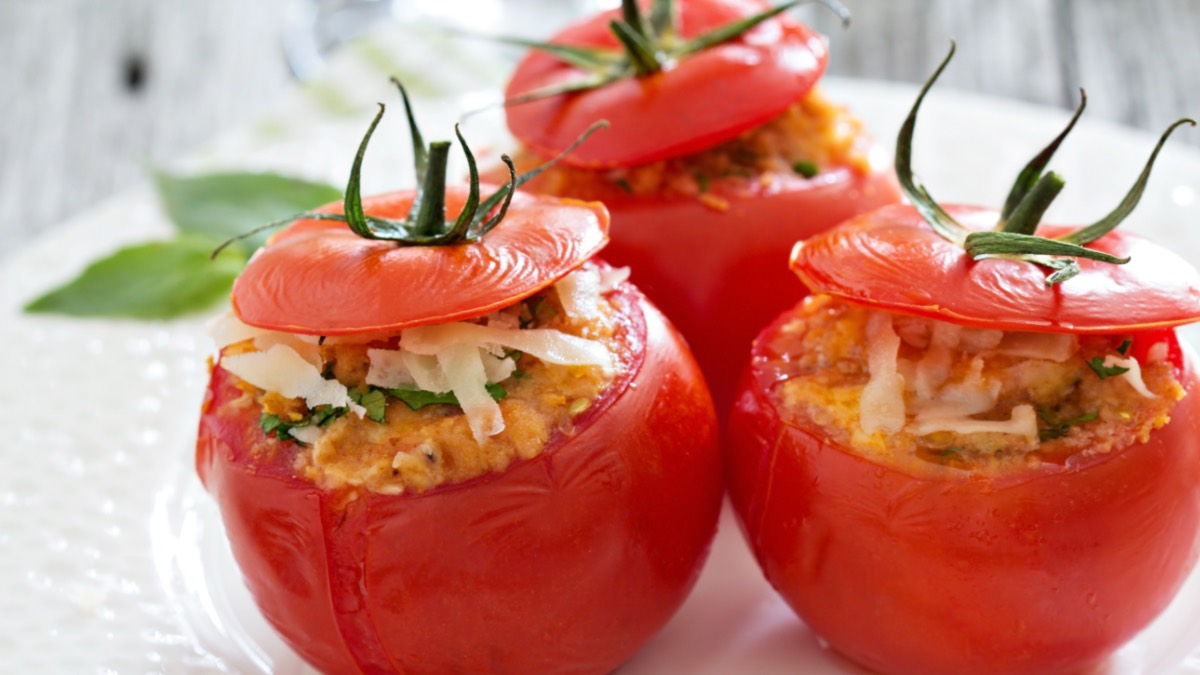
[2, 0, 1199, 259]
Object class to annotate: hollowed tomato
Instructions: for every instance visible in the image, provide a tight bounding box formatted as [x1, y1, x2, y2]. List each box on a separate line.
[502, 0, 902, 411]
[726, 204, 1200, 675]
[196, 188, 723, 674]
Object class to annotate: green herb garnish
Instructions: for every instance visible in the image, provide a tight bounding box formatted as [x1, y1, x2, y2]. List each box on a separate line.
[24, 236, 246, 319]
[388, 383, 508, 411]
[1037, 409, 1100, 441]
[792, 160, 819, 178]
[351, 388, 389, 423]
[24, 171, 341, 319]
[1087, 357, 1130, 380]
[1117, 338, 1133, 355]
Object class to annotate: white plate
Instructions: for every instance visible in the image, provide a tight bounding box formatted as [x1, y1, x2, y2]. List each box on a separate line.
[4, 78, 1200, 674]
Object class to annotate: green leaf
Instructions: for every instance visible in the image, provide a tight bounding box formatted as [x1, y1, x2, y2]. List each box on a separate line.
[1038, 409, 1099, 441]
[260, 413, 286, 437]
[154, 170, 341, 252]
[1087, 357, 1130, 380]
[24, 236, 247, 319]
[388, 383, 508, 411]
[792, 160, 819, 178]
[351, 388, 389, 423]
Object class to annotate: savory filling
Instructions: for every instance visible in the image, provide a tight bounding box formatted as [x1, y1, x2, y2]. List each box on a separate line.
[209, 264, 632, 494]
[513, 87, 878, 209]
[765, 295, 1184, 474]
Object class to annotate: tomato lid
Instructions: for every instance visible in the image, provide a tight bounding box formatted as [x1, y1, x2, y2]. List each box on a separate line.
[795, 45, 1200, 333]
[504, 0, 831, 168]
[791, 204, 1200, 333]
[226, 82, 610, 336]
[232, 188, 608, 335]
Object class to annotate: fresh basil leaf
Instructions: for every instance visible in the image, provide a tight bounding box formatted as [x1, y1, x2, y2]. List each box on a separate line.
[792, 160, 819, 178]
[351, 388, 389, 423]
[1038, 410, 1099, 441]
[310, 404, 347, 427]
[154, 170, 341, 251]
[260, 413, 285, 436]
[1087, 357, 1130, 380]
[24, 236, 246, 319]
[1117, 339, 1133, 356]
[388, 383, 508, 411]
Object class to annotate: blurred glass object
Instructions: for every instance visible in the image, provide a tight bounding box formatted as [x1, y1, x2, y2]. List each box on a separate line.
[283, 0, 617, 80]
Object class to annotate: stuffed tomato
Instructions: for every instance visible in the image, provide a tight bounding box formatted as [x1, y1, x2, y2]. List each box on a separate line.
[726, 48, 1200, 675]
[195, 99, 722, 674]
[496, 0, 901, 412]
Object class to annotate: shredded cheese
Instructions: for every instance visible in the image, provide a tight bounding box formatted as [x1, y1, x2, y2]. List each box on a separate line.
[1103, 355, 1158, 398]
[859, 312, 906, 434]
[221, 344, 364, 415]
[438, 343, 504, 443]
[401, 323, 612, 371]
[909, 404, 1039, 442]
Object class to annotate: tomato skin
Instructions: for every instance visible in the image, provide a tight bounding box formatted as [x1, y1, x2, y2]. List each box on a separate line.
[726, 310, 1200, 675]
[581, 167, 901, 416]
[505, 0, 829, 168]
[792, 204, 1200, 333]
[231, 188, 609, 336]
[196, 284, 723, 674]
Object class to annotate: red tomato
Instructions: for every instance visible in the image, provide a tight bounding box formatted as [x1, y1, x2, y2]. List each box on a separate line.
[502, 0, 902, 413]
[232, 188, 609, 335]
[726, 206, 1200, 675]
[198, 189, 724, 673]
[590, 167, 900, 416]
[791, 204, 1200, 333]
[505, 0, 831, 169]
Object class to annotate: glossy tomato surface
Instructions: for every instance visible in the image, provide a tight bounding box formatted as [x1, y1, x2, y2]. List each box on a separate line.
[505, 0, 830, 168]
[549, 166, 901, 417]
[232, 187, 609, 336]
[792, 203, 1200, 333]
[726, 308, 1200, 675]
[196, 283, 723, 675]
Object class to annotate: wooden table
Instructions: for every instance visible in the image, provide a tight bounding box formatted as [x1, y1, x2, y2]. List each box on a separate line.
[3, 0, 1198, 259]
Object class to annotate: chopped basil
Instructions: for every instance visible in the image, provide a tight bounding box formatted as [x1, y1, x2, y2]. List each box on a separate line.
[612, 177, 634, 194]
[792, 160, 819, 178]
[388, 383, 508, 411]
[310, 404, 347, 427]
[1117, 338, 1132, 355]
[695, 173, 710, 194]
[260, 413, 286, 437]
[1087, 356, 1130, 380]
[1037, 408, 1100, 441]
[351, 388, 389, 423]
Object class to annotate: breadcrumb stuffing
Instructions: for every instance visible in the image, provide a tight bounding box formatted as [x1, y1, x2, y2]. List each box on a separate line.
[510, 87, 877, 203]
[764, 295, 1184, 475]
[217, 268, 634, 495]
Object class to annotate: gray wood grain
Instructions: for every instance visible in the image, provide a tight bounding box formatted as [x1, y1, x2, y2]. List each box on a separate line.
[2, 0, 1199, 258]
